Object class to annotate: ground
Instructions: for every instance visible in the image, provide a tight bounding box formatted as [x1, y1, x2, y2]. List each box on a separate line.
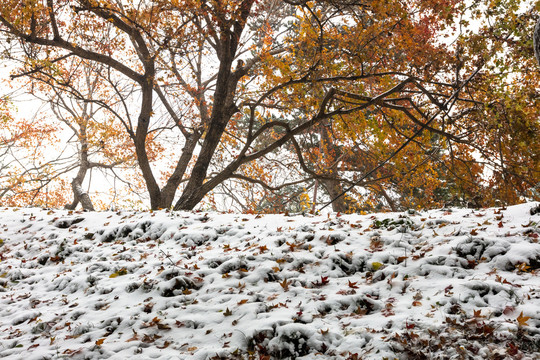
[0, 203, 539, 359]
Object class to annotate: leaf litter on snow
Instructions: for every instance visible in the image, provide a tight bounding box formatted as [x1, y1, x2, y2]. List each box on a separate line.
[0, 203, 538, 359]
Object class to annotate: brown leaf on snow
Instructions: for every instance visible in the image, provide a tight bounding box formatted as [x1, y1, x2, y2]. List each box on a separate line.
[142, 334, 162, 343]
[157, 341, 171, 349]
[279, 279, 291, 292]
[126, 330, 139, 342]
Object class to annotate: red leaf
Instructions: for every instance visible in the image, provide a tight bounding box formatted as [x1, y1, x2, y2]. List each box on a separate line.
[503, 306, 515, 315]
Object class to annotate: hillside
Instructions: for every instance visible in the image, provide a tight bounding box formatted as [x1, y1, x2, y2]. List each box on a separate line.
[0, 203, 539, 359]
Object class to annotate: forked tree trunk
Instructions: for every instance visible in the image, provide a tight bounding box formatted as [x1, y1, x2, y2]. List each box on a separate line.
[65, 167, 95, 211]
[65, 124, 95, 211]
[65, 178, 95, 211]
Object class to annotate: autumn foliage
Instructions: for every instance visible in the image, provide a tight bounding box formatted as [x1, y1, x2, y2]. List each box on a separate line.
[0, 0, 538, 211]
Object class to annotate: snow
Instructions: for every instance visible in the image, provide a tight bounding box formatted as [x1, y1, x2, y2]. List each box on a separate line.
[0, 203, 539, 359]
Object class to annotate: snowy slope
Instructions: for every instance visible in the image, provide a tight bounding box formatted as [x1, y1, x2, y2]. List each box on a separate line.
[0, 203, 539, 359]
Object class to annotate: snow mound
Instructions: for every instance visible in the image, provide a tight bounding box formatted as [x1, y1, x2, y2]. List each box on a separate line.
[0, 204, 539, 359]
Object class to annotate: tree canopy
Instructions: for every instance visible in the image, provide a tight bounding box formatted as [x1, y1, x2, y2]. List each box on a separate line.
[0, 0, 538, 212]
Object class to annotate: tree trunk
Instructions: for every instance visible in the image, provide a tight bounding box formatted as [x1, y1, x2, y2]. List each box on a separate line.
[319, 122, 352, 212]
[321, 179, 349, 213]
[534, 19, 540, 67]
[65, 123, 95, 211]
[134, 77, 162, 209]
[65, 164, 95, 211]
[65, 178, 95, 211]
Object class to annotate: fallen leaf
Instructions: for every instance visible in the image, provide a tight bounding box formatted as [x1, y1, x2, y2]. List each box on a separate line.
[157, 341, 171, 349]
[126, 330, 139, 342]
[473, 309, 484, 318]
[503, 305, 515, 315]
[517, 312, 530, 327]
[279, 279, 291, 292]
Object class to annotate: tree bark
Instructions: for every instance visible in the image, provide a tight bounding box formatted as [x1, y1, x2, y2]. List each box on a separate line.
[534, 18, 540, 67]
[321, 179, 349, 212]
[319, 122, 352, 212]
[65, 177, 95, 211]
[65, 129, 94, 211]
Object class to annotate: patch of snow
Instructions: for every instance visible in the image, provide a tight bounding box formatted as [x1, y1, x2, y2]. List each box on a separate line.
[0, 203, 538, 359]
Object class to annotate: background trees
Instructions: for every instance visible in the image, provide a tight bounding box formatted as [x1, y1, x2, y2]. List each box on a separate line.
[0, 95, 68, 207]
[0, 0, 538, 212]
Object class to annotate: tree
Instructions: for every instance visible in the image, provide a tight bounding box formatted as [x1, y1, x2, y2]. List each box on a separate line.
[0, 0, 537, 211]
[21, 58, 155, 210]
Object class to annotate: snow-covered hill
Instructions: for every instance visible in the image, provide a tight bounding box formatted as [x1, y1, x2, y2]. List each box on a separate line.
[0, 203, 539, 359]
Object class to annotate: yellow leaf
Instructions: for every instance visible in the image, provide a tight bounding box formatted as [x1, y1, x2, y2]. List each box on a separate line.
[371, 262, 383, 271]
[516, 263, 531, 272]
[109, 268, 127, 278]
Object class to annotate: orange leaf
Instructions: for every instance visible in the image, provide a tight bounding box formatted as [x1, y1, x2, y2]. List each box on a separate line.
[126, 330, 139, 342]
[95, 338, 105, 346]
[473, 309, 484, 318]
[517, 312, 530, 327]
[279, 279, 291, 291]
